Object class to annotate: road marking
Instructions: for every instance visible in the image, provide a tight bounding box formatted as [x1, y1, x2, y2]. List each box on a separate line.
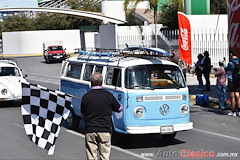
[13, 123, 24, 128]
[193, 128, 240, 141]
[66, 129, 85, 138]
[3, 54, 43, 57]
[66, 129, 152, 160]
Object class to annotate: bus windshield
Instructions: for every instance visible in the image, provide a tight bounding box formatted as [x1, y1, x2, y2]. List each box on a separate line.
[125, 64, 185, 89]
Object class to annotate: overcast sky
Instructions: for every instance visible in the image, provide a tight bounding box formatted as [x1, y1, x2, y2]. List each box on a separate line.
[0, 0, 38, 8]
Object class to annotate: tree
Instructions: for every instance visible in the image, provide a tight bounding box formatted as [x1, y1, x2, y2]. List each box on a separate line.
[0, 22, 2, 38]
[158, 0, 227, 29]
[158, 0, 183, 29]
[0, 0, 101, 37]
[0, 14, 35, 38]
[1, 14, 35, 32]
[34, 13, 56, 30]
[67, 0, 101, 12]
[42, 13, 72, 30]
[124, 0, 161, 47]
[124, 0, 159, 25]
[62, 0, 102, 27]
[159, 4, 179, 29]
[210, 0, 227, 14]
[67, 0, 80, 9]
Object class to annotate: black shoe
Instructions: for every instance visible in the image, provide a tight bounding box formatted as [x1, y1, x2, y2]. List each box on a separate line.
[204, 89, 210, 91]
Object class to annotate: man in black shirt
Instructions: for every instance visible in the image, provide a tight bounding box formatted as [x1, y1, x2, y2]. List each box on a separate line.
[81, 72, 122, 160]
[201, 51, 212, 91]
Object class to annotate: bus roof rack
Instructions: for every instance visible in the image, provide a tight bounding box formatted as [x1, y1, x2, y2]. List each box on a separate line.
[123, 47, 169, 56]
[73, 47, 169, 60]
[79, 50, 114, 57]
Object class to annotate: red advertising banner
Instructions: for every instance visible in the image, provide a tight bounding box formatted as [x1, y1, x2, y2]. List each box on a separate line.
[178, 12, 192, 65]
[228, 0, 240, 57]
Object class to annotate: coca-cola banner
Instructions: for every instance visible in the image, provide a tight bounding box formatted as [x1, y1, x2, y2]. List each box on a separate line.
[228, 0, 240, 57]
[178, 12, 192, 65]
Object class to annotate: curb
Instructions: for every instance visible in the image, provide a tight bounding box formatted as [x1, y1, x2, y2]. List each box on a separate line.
[0, 52, 74, 57]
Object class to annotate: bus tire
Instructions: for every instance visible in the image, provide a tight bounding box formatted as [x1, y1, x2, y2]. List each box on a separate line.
[161, 132, 177, 141]
[66, 111, 80, 131]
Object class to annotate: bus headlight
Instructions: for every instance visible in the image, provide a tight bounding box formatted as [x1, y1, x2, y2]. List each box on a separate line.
[1, 88, 7, 95]
[180, 104, 189, 115]
[134, 106, 145, 118]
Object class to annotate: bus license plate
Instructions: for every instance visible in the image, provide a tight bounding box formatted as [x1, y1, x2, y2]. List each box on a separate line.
[160, 126, 174, 134]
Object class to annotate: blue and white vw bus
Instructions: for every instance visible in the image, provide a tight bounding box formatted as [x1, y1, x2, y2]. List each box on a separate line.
[60, 49, 193, 139]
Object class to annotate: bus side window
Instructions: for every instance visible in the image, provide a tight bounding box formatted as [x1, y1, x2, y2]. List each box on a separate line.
[95, 66, 103, 74]
[66, 63, 82, 79]
[106, 68, 121, 87]
[83, 64, 94, 81]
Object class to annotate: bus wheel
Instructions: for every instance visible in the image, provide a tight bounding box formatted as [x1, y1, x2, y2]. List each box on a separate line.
[161, 132, 177, 141]
[66, 111, 79, 131]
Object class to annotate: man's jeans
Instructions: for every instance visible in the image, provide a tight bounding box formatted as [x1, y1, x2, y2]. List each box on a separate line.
[204, 72, 210, 90]
[197, 75, 203, 89]
[216, 85, 227, 109]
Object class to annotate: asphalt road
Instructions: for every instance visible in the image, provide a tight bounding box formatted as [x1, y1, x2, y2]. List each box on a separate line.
[0, 56, 240, 160]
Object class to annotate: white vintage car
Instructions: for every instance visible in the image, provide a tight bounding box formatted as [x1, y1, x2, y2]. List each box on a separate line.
[0, 59, 27, 102]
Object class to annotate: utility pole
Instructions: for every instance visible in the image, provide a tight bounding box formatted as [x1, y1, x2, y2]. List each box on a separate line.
[155, 22, 157, 48]
[154, 5, 158, 48]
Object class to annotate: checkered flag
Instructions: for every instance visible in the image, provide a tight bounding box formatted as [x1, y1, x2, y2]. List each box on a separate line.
[21, 82, 71, 155]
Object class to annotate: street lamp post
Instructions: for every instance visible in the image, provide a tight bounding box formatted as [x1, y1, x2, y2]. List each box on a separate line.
[155, 23, 157, 48]
[154, 5, 158, 48]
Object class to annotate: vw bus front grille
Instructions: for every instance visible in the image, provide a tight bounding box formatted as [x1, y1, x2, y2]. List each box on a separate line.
[143, 95, 182, 101]
[165, 95, 182, 100]
[144, 95, 163, 101]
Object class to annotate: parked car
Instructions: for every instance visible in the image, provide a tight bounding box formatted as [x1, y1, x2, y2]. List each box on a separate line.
[0, 59, 27, 103]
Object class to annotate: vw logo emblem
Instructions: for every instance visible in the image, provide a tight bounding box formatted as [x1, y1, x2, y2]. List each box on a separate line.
[160, 104, 170, 115]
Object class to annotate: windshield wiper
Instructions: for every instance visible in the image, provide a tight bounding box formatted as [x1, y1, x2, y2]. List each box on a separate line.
[130, 84, 150, 89]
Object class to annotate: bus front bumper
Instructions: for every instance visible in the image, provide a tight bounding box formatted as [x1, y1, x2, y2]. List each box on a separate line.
[126, 122, 193, 134]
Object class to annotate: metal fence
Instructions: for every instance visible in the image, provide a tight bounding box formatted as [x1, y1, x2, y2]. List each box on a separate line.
[117, 31, 173, 52]
[117, 28, 229, 67]
[192, 28, 229, 67]
[117, 32, 154, 49]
